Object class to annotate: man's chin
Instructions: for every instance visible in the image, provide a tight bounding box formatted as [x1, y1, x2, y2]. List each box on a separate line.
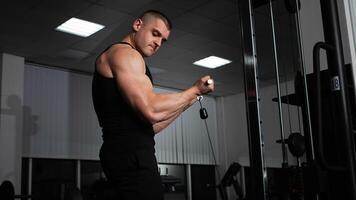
[143, 51, 155, 57]
[137, 50, 153, 57]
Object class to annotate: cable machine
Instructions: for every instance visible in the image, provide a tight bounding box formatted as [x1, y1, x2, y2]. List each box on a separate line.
[239, 0, 356, 199]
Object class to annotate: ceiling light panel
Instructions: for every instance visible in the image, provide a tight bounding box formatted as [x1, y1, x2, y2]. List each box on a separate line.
[193, 56, 232, 69]
[55, 17, 105, 37]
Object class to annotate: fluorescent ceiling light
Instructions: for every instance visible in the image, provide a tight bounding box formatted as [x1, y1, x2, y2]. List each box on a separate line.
[193, 56, 232, 69]
[55, 17, 105, 37]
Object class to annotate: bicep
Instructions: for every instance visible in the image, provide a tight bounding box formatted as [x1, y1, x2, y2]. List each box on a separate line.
[115, 69, 154, 109]
[109, 50, 155, 121]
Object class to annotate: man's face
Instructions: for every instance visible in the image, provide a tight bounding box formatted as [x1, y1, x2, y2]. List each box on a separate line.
[133, 17, 170, 57]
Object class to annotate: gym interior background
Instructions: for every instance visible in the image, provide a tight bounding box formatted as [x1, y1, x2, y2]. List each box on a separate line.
[1, 0, 356, 199]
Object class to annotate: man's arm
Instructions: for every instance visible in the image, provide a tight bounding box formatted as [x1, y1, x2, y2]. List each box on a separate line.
[108, 46, 214, 126]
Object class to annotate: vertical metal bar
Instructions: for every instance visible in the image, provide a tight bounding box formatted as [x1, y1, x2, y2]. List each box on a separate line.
[28, 158, 32, 199]
[186, 164, 192, 200]
[76, 160, 81, 189]
[342, 0, 356, 98]
[240, 167, 246, 198]
[319, 0, 356, 198]
[238, 0, 268, 199]
[268, 0, 288, 167]
[293, 0, 316, 161]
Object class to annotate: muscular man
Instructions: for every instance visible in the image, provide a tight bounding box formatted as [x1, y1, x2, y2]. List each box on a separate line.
[92, 10, 214, 200]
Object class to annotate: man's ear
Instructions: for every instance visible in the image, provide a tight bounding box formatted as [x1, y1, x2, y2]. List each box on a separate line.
[132, 18, 143, 32]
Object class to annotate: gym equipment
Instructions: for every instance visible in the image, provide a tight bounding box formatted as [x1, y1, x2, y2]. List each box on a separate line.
[0, 180, 31, 200]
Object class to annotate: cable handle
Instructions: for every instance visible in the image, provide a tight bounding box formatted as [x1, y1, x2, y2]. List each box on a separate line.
[196, 78, 213, 101]
[206, 79, 213, 85]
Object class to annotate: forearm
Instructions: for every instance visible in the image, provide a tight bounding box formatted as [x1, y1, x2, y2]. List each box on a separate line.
[153, 110, 180, 134]
[148, 86, 199, 123]
[153, 97, 197, 134]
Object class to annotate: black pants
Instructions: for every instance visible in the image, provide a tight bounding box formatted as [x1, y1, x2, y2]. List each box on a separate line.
[100, 142, 164, 200]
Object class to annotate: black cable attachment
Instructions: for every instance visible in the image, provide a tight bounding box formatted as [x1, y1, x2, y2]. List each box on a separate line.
[197, 95, 208, 119]
[200, 107, 208, 119]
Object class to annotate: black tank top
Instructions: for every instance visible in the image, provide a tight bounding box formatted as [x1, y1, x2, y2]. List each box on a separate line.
[92, 42, 155, 149]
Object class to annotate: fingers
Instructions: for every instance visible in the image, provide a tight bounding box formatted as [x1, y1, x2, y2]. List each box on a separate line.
[201, 75, 211, 82]
[195, 75, 214, 95]
[202, 75, 213, 86]
[202, 75, 214, 93]
[207, 79, 214, 92]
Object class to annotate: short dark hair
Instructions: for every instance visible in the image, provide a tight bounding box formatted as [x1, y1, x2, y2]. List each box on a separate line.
[139, 10, 172, 30]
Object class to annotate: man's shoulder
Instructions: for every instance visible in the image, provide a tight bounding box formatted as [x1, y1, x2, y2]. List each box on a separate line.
[109, 43, 135, 54]
[106, 44, 145, 72]
[107, 44, 141, 61]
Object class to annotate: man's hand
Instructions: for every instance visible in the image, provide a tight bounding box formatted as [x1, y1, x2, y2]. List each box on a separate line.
[194, 75, 215, 95]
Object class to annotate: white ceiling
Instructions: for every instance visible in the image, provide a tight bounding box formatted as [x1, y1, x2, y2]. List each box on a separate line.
[1, 0, 293, 96]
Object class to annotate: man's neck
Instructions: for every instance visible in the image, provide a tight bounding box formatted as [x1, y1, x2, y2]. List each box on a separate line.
[122, 34, 136, 49]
